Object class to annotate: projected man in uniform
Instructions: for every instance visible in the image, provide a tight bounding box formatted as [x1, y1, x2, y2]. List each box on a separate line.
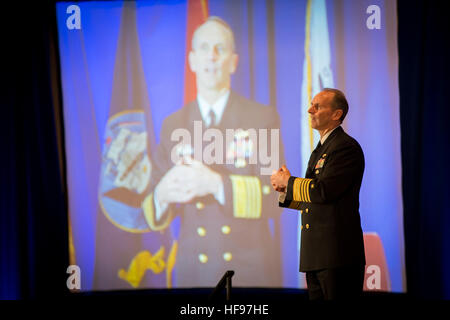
[142, 17, 285, 287]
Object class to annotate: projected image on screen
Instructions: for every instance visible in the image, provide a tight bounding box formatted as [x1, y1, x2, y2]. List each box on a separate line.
[57, 0, 404, 292]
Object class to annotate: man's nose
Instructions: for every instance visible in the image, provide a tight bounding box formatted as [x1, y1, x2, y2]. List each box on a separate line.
[307, 105, 315, 114]
[207, 48, 219, 61]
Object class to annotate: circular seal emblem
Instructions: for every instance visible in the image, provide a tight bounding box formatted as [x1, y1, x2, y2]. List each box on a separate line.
[98, 110, 152, 232]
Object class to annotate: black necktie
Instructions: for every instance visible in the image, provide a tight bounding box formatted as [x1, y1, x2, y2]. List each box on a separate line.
[208, 109, 216, 127]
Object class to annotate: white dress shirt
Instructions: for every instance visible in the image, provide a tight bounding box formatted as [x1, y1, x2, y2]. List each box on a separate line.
[154, 91, 230, 220]
[197, 90, 230, 127]
[320, 125, 340, 145]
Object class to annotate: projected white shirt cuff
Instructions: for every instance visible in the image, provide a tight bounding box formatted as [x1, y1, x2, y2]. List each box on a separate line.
[154, 186, 168, 222]
[278, 191, 287, 203]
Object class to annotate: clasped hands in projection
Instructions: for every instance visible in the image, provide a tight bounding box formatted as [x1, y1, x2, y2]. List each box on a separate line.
[155, 156, 223, 207]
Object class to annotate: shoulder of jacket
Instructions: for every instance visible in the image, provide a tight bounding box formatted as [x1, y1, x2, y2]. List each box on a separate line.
[330, 130, 363, 154]
[162, 101, 196, 129]
[231, 92, 280, 122]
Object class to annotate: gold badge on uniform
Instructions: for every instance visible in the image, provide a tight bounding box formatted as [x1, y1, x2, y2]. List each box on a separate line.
[315, 158, 325, 169]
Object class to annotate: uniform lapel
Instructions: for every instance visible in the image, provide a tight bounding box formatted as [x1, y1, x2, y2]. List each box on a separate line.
[187, 99, 205, 131]
[322, 126, 342, 147]
[216, 91, 238, 129]
[319, 126, 342, 155]
[306, 142, 323, 177]
[306, 126, 343, 177]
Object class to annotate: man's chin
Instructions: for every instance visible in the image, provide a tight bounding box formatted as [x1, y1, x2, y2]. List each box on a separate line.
[200, 81, 224, 91]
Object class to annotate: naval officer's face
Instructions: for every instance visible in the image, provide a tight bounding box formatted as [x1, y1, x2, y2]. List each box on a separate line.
[308, 91, 341, 131]
[189, 21, 238, 91]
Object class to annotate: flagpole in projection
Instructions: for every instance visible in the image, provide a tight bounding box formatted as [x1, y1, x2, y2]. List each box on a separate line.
[183, 0, 209, 105]
[95, 1, 172, 290]
[299, 0, 335, 288]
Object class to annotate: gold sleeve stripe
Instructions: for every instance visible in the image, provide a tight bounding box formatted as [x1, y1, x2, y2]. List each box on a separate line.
[288, 200, 302, 210]
[295, 178, 301, 201]
[300, 179, 307, 202]
[305, 179, 312, 202]
[142, 193, 172, 231]
[231, 175, 246, 217]
[292, 178, 313, 203]
[293, 178, 301, 203]
[230, 175, 262, 219]
[244, 177, 254, 218]
[306, 179, 312, 202]
[254, 178, 262, 218]
[245, 177, 256, 219]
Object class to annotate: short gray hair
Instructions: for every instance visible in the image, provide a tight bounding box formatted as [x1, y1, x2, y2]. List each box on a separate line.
[191, 16, 236, 52]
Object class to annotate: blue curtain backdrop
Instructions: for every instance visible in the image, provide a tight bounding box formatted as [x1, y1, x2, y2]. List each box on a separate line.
[0, 2, 69, 299]
[398, 0, 450, 299]
[2, 0, 450, 299]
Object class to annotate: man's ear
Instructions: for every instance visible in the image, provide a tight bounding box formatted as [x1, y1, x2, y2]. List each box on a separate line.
[332, 109, 343, 121]
[229, 53, 239, 74]
[188, 51, 196, 72]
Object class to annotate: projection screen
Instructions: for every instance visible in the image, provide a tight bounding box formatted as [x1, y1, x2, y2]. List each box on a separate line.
[56, 0, 404, 292]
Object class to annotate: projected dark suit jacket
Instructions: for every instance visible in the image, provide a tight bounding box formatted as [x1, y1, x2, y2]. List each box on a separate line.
[143, 91, 284, 287]
[280, 126, 366, 272]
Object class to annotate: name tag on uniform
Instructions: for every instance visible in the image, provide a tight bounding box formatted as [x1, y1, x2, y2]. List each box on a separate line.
[315, 158, 325, 169]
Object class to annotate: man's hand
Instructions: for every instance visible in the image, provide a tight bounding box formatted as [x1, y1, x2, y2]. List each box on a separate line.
[270, 165, 291, 192]
[181, 156, 223, 199]
[155, 164, 198, 207]
[155, 156, 223, 207]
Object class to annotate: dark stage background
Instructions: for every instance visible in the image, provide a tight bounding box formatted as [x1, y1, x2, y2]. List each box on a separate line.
[1, 0, 449, 300]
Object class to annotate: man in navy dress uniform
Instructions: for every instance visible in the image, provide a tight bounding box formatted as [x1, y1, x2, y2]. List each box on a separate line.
[271, 88, 366, 300]
[141, 17, 284, 287]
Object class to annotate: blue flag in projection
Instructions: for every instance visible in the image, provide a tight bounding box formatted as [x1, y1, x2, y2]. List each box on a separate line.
[94, 2, 174, 290]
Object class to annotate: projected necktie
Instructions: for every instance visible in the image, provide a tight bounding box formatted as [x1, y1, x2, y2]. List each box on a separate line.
[208, 109, 216, 127]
